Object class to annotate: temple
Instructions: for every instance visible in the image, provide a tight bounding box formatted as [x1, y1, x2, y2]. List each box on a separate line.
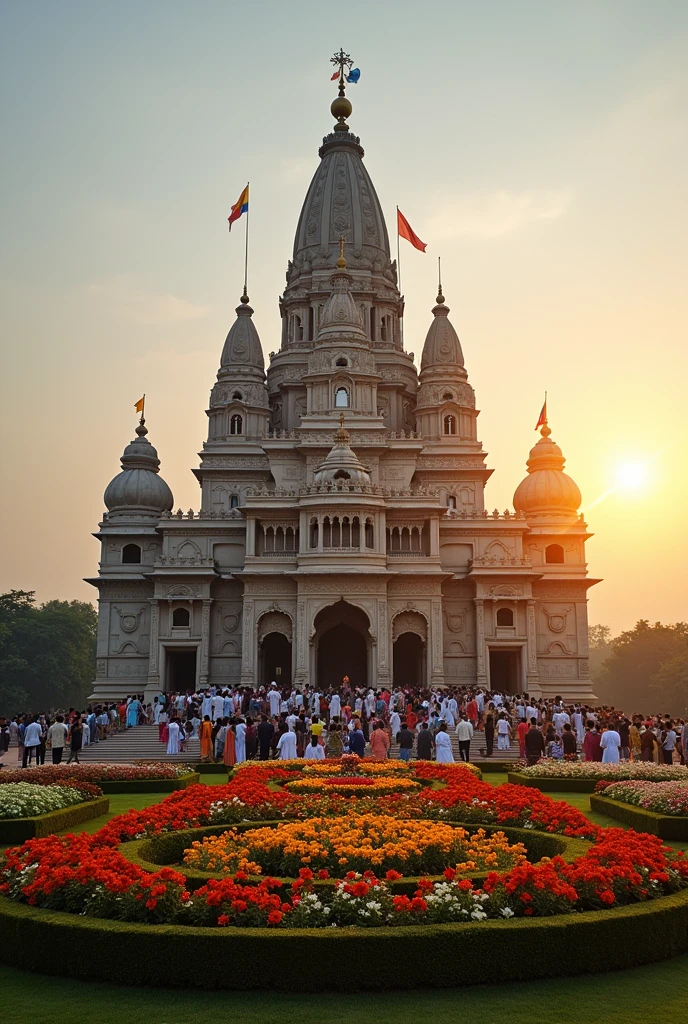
[88, 62, 599, 700]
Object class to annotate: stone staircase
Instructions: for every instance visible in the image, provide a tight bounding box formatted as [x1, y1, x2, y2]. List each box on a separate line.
[77, 724, 520, 765]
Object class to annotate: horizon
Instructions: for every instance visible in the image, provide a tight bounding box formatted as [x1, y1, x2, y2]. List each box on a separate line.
[1, 1, 686, 635]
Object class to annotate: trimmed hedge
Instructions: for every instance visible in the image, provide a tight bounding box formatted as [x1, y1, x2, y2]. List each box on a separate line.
[97, 772, 200, 794]
[193, 763, 229, 775]
[507, 772, 599, 793]
[1, 887, 687, 991]
[119, 821, 591, 894]
[0, 797, 110, 844]
[590, 794, 688, 840]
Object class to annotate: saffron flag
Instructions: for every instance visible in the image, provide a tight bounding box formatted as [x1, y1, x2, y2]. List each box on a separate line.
[228, 185, 249, 232]
[397, 208, 427, 252]
[134, 396, 145, 414]
[535, 398, 547, 430]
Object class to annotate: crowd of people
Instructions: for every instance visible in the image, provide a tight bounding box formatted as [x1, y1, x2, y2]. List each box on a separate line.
[3, 683, 687, 769]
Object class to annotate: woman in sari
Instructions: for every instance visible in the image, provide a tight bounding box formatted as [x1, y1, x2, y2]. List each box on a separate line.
[199, 715, 213, 762]
[223, 718, 236, 768]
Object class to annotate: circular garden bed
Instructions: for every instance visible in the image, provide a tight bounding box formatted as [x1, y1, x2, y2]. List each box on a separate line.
[1, 757, 688, 990]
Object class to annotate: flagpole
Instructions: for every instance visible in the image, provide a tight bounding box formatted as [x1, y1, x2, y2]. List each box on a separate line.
[396, 206, 404, 347]
[243, 182, 250, 298]
[140, 394, 145, 426]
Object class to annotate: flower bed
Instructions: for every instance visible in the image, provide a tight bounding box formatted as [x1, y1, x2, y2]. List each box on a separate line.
[598, 781, 688, 815]
[284, 776, 421, 796]
[0, 764, 198, 794]
[0, 782, 95, 819]
[510, 761, 688, 792]
[0, 796, 110, 844]
[183, 819, 526, 878]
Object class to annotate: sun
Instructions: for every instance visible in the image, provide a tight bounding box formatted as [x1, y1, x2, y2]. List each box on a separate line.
[616, 462, 646, 491]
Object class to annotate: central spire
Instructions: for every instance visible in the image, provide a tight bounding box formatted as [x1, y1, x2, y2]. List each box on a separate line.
[329, 48, 354, 133]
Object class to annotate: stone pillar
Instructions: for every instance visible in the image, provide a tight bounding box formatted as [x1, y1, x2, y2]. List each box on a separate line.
[429, 518, 440, 557]
[148, 599, 160, 684]
[199, 600, 212, 687]
[245, 518, 256, 558]
[430, 598, 445, 686]
[294, 599, 308, 686]
[475, 598, 487, 686]
[240, 599, 256, 686]
[525, 599, 541, 695]
[376, 598, 390, 685]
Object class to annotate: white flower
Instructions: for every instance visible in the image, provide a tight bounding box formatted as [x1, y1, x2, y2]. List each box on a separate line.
[500, 907, 515, 918]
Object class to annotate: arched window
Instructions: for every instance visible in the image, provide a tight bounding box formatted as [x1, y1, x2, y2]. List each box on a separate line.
[232, 391, 243, 401]
[447, 495, 457, 510]
[545, 543, 565, 564]
[172, 607, 190, 628]
[335, 357, 348, 367]
[442, 392, 454, 401]
[230, 414, 243, 435]
[334, 387, 349, 408]
[230, 494, 239, 509]
[365, 518, 374, 549]
[122, 543, 141, 564]
[443, 414, 456, 435]
[496, 607, 514, 627]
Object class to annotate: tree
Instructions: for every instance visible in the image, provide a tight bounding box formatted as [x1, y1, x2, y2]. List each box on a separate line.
[0, 592, 97, 715]
[594, 620, 688, 714]
[588, 624, 613, 685]
[651, 646, 688, 717]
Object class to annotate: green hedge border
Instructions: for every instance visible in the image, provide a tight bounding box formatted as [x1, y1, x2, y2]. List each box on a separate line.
[0, 797, 110, 844]
[1, 887, 687, 991]
[193, 763, 229, 774]
[590, 794, 688, 839]
[507, 772, 599, 792]
[119, 821, 591, 894]
[97, 772, 200, 794]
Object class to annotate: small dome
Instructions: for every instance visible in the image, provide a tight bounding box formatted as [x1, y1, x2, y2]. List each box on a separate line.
[104, 420, 174, 518]
[219, 293, 264, 373]
[316, 267, 367, 343]
[513, 424, 581, 517]
[420, 289, 465, 372]
[313, 417, 371, 486]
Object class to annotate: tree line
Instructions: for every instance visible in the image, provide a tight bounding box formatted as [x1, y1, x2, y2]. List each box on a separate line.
[0, 591, 97, 715]
[589, 620, 688, 716]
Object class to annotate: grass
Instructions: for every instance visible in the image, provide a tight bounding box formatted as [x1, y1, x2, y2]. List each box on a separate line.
[1, 767, 687, 1020]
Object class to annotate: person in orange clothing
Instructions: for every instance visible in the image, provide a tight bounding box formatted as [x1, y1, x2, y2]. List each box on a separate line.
[199, 715, 213, 762]
[406, 706, 418, 731]
[516, 718, 529, 759]
[370, 721, 390, 759]
[223, 720, 236, 768]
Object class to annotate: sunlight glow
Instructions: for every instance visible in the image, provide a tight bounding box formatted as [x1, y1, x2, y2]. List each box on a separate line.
[616, 462, 646, 491]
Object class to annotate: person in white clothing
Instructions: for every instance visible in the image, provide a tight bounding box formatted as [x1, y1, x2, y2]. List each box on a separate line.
[435, 723, 454, 763]
[329, 693, 341, 718]
[166, 718, 180, 755]
[268, 686, 282, 717]
[600, 728, 621, 764]
[455, 716, 474, 762]
[277, 729, 297, 759]
[304, 736, 326, 760]
[496, 714, 511, 751]
[234, 720, 247, 763]
[201, 693, 212, 719]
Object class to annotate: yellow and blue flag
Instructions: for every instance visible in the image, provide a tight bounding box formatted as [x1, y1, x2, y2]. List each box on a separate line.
[228, 185, 249, 232]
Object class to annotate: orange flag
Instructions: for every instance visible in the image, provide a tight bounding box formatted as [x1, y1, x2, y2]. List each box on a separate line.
[535, 398, 547, 430]
[135, 396, 145, 414]
[397, 208, 427, 252]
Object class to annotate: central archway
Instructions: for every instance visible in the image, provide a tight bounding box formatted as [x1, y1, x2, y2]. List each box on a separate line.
[314, 601, 370, 690]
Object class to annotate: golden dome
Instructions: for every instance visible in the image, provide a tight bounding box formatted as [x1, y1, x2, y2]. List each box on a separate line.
[513, 423, 581, 518]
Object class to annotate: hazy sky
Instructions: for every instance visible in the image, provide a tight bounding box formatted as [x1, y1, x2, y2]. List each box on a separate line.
[1, 1, 686, 635]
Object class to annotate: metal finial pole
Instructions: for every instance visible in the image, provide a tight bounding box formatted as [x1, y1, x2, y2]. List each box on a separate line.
[243, 181, 250, 300]
[438, 256, 442, 294]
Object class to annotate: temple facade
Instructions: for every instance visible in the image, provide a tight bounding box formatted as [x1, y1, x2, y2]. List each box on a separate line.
[87, 84, 599, 702]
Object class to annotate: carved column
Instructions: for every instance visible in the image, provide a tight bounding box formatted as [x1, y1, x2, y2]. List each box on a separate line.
[430, 598, 445, 686]
[475, 598, 487, 686]
[526, 599, 541, 697]
[148, 599, 160, 685]
[294, 599, 308, 686]
[199, 600, 212, 687]
[240, 599, 256, 687]
[376, 598, 390, 685]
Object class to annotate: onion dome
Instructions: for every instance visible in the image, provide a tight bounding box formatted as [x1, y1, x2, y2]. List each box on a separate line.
[513, 422, 582, 517]
[420, 285, 465, 373]
[219, 291, 264, 378]
[316, 246, 367, 343]
[104, 419, 173, 518]
[313, 416, 371, 486]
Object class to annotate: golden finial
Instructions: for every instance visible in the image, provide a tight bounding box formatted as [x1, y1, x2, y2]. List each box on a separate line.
[334, 411, 349, 443]
[337, 236, 347, 269]
[436, 256, 444, 305]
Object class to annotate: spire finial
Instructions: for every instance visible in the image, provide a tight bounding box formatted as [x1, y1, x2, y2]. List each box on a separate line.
[436, 256, 444, 305]
[135, 417, 148, 438]
[536, 391, 550, 436]
[240, 288, 250, 305]
[330, 48, 354, 132]
[334, 411, 350, 443]
[337, 235, 347, 269]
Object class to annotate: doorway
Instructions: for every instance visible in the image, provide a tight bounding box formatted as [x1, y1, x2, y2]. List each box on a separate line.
[488, 648, 521, 694]
[315, 601, 369, 689]
[393, 632, 425, 688]
[165, 648, 197, 692]
[261, 632, 292, 688]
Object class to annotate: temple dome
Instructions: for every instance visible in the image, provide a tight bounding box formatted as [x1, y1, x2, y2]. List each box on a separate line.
[513, 424, 581, 517]
[219, 292, 264, 376]
[420, 288, 465, 373]
[313, 418, 371, 486]
[316, 262, 367, 343]
[104, 420, 173, 518]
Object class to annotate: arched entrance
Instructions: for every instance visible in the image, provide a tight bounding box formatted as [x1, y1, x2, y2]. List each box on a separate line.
[314, 601, 370, 689]
[261, 632, 292, 688]
[393, 632, 425, 688]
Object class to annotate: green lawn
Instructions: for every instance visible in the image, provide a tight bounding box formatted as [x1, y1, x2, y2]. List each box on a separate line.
[1, 769, 687, 1021]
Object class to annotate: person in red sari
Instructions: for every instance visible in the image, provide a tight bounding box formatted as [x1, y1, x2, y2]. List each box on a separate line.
[199, 716, 213, 763]
[223, 720, 236, 768]
[406, 706, 418, 731]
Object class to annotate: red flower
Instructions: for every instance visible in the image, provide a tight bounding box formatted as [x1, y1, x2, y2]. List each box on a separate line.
[267, 910, 283, 925]
[410, 897, 428, 912]
[317, 869, 329, 879]
[458, 879, 473, 892]
[523, 907, 534, 916]
[217, 914, 230, 927]
[385, 870, 402, 881]
[443, 867, 457, 881]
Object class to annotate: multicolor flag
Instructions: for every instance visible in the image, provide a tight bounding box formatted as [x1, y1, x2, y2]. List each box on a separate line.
[134, 396, 145, 415]
[397, 208, 427, 252]
[535, 397, 547, 430]
[228, 185, 249, 232]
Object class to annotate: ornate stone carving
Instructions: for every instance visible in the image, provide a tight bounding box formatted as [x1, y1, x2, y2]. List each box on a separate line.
[257, 611, 293, 643]
[392, 610, 427, 641]
[538, 661, 577, 678]
[114, 606, 144, 634]
[166, 585, 200, 598]
[541, 606, 572, 633]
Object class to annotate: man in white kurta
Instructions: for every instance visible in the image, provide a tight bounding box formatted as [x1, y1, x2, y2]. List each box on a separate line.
[329, 692, 341, 718]
[435, 725, 454, 762]
[166, 719, 180, 755]
[201, 693, 212, 719]
[268, 686, 281, 718]
[600, 728, 621, 763]
[304, 738, 326, 760]
[277, 729, 297, 759]
[234, 721, 247, 763]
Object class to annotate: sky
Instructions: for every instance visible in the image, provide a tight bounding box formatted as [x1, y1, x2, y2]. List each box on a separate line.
[0, 0, 686, 636]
